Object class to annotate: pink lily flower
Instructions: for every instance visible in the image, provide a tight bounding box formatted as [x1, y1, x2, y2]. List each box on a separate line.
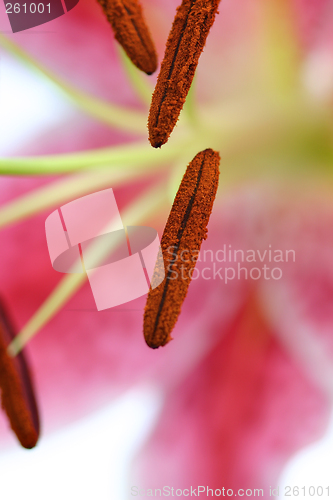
[0, 0, 333, 495]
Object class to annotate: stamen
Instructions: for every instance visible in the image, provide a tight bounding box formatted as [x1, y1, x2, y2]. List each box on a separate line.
[143, 148, 220, 348]
[96, 0, 158, 75]
[0, 299, 40, 449]
[148, 0, 220, 148]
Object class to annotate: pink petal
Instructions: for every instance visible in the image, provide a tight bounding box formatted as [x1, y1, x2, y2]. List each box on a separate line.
[131, 294, 329, 495]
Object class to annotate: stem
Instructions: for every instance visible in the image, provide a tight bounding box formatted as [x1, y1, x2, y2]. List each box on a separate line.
[183, 77, 197, 124]
[0, 140, 187, 175]
[117, 46, 153, 107]
[0, 162, 168, 230]
[0, 34, 147, 133]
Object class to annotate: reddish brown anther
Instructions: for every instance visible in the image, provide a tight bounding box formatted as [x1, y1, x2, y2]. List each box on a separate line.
[0, 300, 40, 449]
[96, 0, 158, 75]
[148, 0, 220, 148]
[144, 148, 220, 348]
